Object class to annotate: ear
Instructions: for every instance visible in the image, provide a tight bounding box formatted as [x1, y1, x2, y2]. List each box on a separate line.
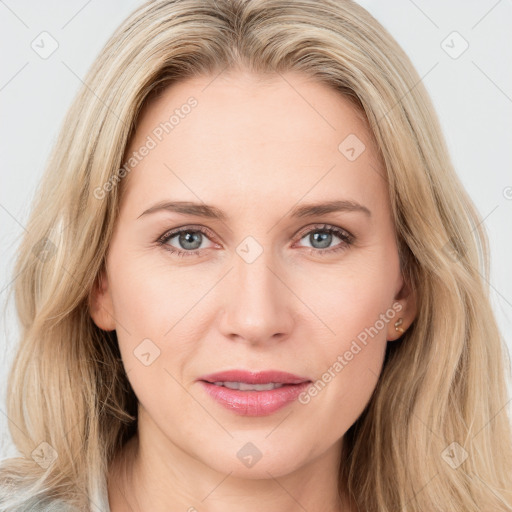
[89, 267, 116, 331]
[387, 270, 417, 342]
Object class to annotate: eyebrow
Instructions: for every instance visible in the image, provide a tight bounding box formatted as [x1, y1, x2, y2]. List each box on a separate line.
[137, 199, 371, 220]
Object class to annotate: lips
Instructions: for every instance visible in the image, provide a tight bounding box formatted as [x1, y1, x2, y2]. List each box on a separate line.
[197, 370, 311, 416]
[199, 369, 310, 385]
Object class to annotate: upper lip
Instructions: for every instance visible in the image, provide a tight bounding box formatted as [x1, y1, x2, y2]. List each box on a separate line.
[199, 370, 310, 385]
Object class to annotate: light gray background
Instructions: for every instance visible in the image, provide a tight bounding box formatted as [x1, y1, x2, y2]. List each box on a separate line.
[1, 0, 511, 460]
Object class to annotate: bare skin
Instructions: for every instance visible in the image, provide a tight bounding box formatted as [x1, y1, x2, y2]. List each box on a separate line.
[90, 69, 416, 512]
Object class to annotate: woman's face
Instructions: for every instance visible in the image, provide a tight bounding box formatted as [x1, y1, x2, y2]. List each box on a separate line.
[91, 70, 415, 479]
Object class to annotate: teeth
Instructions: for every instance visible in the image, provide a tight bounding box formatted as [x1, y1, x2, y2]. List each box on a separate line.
[212, 381, 285, 391]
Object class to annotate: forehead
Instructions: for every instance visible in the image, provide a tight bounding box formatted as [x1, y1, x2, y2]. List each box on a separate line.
[120, 70, 387, 217]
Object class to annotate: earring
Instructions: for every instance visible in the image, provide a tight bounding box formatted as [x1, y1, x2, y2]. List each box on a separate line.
[394, 317, 404, 333]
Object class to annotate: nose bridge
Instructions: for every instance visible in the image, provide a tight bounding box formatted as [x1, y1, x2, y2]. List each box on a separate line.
[237, 249, 276, 309]
[219, 239, 293, 344]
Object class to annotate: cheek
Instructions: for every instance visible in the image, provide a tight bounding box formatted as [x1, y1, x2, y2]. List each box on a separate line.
[295, 246, 398, 341]
[106, 249, 213, 403]
[108, 251, 202, 339]
[294, 249, 397, 425]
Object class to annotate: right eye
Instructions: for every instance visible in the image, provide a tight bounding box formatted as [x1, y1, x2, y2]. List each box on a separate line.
[157, 225, 218, 257]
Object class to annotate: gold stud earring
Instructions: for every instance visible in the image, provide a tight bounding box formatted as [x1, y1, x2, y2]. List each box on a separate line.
[394, 317, 404, 333]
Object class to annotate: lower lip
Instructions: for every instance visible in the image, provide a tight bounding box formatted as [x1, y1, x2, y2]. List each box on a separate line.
[199, 381, 311, 416]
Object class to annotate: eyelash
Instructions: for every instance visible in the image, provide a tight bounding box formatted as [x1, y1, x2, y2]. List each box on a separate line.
[156, 223, 354, 258]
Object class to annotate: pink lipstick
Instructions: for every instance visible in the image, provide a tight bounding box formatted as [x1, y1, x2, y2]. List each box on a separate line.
[198, 370, 311, 416]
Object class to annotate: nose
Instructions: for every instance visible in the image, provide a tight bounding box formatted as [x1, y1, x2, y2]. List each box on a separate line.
[218, 249, 295, 346]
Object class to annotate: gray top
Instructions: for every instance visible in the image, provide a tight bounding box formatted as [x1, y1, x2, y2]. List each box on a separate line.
[0, 479, 111, 511]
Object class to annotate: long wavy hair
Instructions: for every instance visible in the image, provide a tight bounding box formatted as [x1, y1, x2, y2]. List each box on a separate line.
[1, 0, 511, 510]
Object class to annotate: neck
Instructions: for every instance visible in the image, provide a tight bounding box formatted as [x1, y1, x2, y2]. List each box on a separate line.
[107, 409, 354, 512]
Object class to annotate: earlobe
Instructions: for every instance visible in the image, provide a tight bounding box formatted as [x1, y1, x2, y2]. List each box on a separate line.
[387, 274, 417, 342]
[89, 268, 116, 332]
[388, 314, 410, 341]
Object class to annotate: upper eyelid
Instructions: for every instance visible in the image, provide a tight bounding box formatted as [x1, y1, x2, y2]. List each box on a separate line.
[294, 223, 352, 240]
[160, 224, 215, 239]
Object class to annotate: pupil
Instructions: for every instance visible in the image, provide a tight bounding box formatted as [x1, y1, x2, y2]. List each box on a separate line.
[311, 231, 331, 249]
[180, 231, 202, 250]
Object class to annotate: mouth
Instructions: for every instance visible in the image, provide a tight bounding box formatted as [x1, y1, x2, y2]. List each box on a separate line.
[199, 369, 310, 387]
[208, 381, 288, 391]
[197, 370, 312, 416]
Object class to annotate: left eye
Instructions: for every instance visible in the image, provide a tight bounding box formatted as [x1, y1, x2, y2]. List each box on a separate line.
[296, 224, 352, 251]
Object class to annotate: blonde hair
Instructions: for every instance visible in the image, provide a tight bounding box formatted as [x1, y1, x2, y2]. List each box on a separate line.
[1, 0, 511, 510]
